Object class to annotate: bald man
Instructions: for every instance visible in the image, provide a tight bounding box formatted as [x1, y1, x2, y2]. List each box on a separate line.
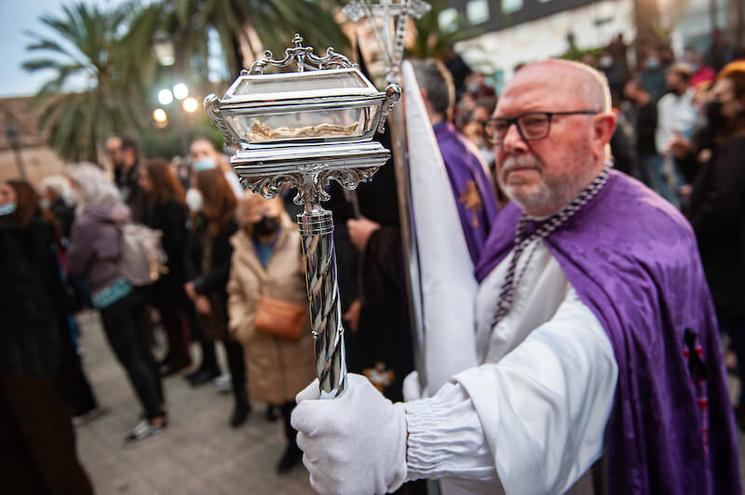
[290, 60, 740, 495]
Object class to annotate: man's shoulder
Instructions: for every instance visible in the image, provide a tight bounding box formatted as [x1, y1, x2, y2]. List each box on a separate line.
[590, 172, 697, 260]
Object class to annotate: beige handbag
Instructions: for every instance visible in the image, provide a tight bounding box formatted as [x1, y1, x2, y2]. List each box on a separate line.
[254, 296, 307, 341]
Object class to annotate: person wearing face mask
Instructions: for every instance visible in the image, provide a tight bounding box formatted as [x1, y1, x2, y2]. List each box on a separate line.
[685, 67, 745, 429]
[227, 194, 315, 473]
[655, 64, 698, 205]
[639, 47, 668, 101]
[184, 166, 251, 428]
[0, 179, 94, 493]
[189, 137, 244, 199]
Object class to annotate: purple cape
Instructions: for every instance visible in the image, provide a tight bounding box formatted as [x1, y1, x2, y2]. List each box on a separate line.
[475, 171, 740, 494]
[435, 122, 498, 263]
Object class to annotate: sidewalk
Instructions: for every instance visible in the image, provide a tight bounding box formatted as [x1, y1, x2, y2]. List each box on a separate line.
[73, 311, 745, 494]
[74, 311, 313, 495]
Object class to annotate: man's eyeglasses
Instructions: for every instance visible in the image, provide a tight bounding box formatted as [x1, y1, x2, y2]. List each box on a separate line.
[482, 110, 599, 144]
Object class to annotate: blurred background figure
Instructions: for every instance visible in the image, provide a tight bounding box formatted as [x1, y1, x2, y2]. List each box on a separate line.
[189, 137, 244, 199]
[67, 163, 167, 443]
[684, 46, 716, 89]
[655, 64, 697, 205]
[105, 135, 146, 222]
[40, 175, 77, 242]
[639, 47, 668, 102]
[138, 158, 192, 376]
[228, 194, 315, 473]
[184, 165, 250, 428]
[623, 77, 659, 189]
[684, 66, 745, 427]
[0, 179, 93, 494]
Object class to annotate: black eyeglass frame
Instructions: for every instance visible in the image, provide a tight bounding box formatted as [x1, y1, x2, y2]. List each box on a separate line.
[482, 110, 600, 144]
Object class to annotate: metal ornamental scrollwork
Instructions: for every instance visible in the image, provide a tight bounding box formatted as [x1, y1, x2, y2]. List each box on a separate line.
[238, 166, 381, 206]
[320, 167, 380, 193]
[248, 33, 356, 75]
[379, 84, 401, 133]
[203, 94, 238, 145]
[239, 174, 302, 199]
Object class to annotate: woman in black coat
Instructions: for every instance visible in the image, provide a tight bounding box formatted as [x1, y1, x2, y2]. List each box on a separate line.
[139, 159, 193, 375]
[0, 179, 93, 494]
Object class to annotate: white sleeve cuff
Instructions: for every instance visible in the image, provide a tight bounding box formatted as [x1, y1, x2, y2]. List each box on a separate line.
[404, 382, 497, 482]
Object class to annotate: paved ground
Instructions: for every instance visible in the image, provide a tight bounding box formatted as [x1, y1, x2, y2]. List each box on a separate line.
[73, 310, 745, 495]
[74, 311, 313, 495]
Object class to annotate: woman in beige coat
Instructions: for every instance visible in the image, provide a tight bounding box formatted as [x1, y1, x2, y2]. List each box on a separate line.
[227, 195, 315, 473]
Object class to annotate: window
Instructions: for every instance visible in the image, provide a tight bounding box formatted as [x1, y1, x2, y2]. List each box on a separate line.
[438, 8, 458, 32]
[502, 0, 523, 13]
[467, 0, 489, 24]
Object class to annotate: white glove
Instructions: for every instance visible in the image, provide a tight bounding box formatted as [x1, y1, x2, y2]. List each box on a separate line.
[402, 371, 423, 401]
[291, 374, 408, 495]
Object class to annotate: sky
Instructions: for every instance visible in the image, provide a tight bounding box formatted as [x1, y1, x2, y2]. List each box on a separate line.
[0, 0, 127, 97]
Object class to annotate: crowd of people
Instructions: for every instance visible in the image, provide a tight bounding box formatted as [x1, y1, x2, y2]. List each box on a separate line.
[1, 28, 744, 495]
[1, 132, 318, 491]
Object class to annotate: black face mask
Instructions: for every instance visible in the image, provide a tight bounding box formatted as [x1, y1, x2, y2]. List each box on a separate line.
[253, 216, 280, 237]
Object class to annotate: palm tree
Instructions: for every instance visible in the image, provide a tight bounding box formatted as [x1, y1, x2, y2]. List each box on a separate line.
[23, 2, 146, 162]
[125, 0, 349, 82]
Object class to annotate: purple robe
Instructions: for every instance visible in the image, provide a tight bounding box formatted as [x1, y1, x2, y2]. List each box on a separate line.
[434, 122, 498, 263]
[476, 171, 740, 494]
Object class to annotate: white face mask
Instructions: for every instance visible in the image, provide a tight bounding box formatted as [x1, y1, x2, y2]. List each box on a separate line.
[185, 188, 203, 213]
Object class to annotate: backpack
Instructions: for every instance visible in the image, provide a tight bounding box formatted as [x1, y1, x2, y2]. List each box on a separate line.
[118, 223, 168, 286]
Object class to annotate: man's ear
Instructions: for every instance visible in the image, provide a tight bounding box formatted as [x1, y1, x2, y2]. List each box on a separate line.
[593, 112, 617, 146]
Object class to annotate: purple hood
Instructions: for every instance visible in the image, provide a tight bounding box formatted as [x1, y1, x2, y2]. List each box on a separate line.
[476, 171, 740, 494]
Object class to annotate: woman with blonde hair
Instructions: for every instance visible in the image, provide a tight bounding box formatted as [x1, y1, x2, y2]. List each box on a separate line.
[228, 193, 315, 473]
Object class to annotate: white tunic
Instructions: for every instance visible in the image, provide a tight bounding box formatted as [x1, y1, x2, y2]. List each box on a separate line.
[404, 240, 619, 495]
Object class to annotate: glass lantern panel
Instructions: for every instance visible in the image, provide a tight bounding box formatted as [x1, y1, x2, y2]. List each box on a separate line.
[231, 70, 370, 99]
[226, 105, 379, 144]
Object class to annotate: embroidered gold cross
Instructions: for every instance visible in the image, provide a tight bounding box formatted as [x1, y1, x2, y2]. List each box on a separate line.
[459, 180, 483, 229]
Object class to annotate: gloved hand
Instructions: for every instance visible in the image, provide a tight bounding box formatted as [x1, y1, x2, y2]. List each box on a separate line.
[291, 374, 408, 495]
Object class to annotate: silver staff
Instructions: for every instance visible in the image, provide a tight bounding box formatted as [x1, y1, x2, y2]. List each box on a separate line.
[205, 34, 400, 398]
[342, 0, 431, 391]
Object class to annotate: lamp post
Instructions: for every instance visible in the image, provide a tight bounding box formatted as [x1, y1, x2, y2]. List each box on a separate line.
[154, 83, 199, 157]
[205, 34, 399, 398]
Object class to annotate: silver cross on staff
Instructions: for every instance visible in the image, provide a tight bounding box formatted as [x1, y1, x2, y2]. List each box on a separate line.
[342, 0, 431, 83]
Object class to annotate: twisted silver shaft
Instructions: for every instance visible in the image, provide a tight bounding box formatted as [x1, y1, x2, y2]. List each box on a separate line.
[298, 208, 347, 398]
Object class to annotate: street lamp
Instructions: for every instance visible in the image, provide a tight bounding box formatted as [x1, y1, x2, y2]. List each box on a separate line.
[182, 97, 199, 113]
[173, 82, 189, 100]
[158, 88, 174, 105]
[152, 108, 168, 128]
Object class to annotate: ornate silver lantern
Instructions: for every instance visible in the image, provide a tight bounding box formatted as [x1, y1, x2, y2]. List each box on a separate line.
[205, 34, 400, 398]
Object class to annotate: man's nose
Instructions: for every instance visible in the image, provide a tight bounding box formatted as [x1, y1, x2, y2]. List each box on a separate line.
[500, 122, 528, 154]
